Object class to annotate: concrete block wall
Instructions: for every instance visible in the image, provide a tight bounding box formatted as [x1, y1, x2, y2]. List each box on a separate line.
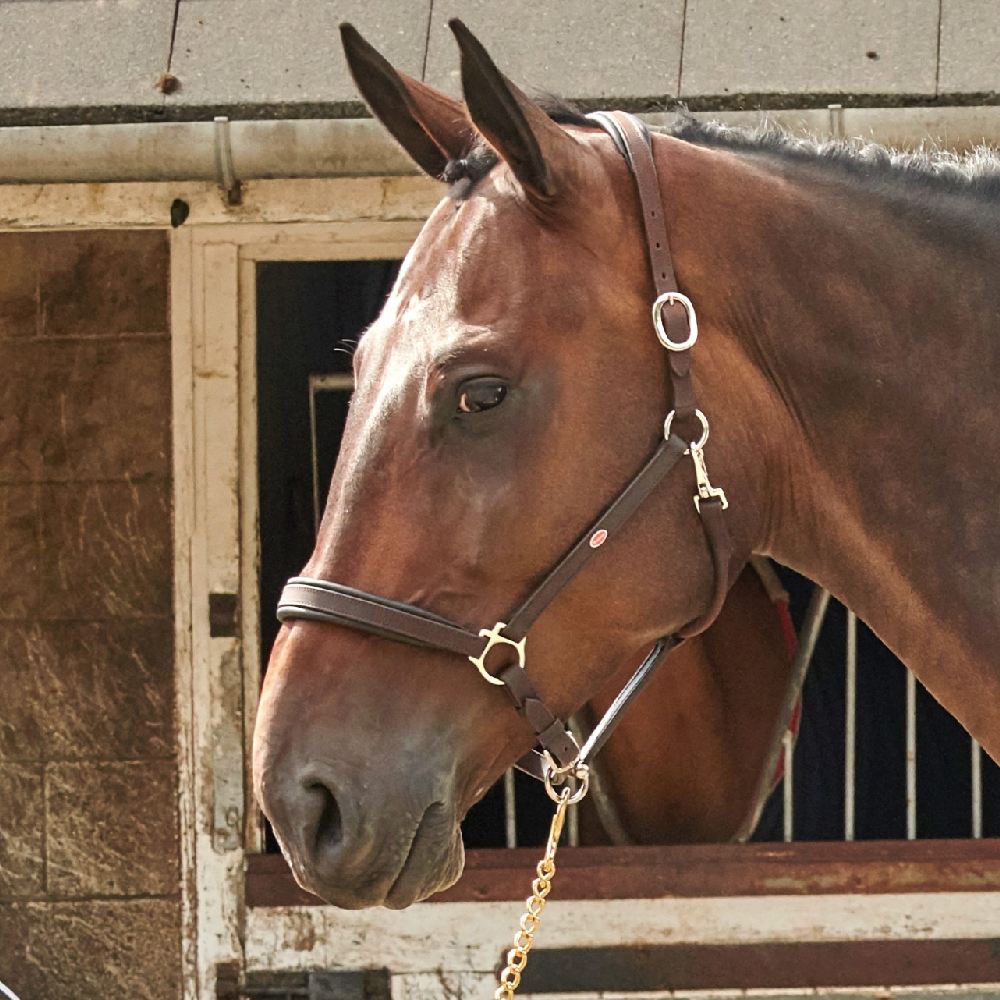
[0, 231, 179, 1000]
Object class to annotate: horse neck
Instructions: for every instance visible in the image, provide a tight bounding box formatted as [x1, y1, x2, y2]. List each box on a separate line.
[660, 137, 1000, 755]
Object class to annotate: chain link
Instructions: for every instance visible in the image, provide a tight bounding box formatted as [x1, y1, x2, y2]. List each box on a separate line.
[494, 787, 572, 999]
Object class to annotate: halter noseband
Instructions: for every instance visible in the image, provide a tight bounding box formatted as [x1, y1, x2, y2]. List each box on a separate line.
[276, 111, 733, 794]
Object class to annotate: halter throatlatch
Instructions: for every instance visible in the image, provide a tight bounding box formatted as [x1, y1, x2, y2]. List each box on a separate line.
[276, 110, 732, 794]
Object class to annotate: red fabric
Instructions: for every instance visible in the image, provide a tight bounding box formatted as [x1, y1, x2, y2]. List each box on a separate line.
[770, 597, 800, 787]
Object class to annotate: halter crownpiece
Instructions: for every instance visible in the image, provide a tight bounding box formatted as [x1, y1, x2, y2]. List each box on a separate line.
[276, 110, 732, 791]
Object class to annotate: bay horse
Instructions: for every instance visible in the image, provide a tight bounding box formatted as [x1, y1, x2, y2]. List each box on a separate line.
[254, 21, 1000, 909]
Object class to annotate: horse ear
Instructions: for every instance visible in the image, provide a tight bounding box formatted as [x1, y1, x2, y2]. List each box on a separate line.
[449, 18, 579, 200]
[340, 23, 471, 179]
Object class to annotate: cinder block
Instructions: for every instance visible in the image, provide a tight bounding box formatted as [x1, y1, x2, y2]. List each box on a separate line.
[939, 0, 1000, 95]
[37, 230, 168, 338]
[0, 234, 39, 339]
[0, 763, 43, 895]
[0, 2, 173, 112]
[0, 339, 171, 482]
[0, 487, 40, 620]
[37, 482, 172, 619]
[681, 0, 939, 98]
[425, 2, 685, 101]
[46, 761, 179, 896]
[0, 900, 180, 1000]
[168, 0, 432, 109]
[0, 621, 175, 761]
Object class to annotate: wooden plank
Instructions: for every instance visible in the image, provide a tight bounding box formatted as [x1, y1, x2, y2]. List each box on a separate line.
[170, 226, 200, 1000]
[520, 940, 1000, 992]
[182, 237, 247, 997]
[246, 893, 1000, 976]
[246, 839, 1000, 907]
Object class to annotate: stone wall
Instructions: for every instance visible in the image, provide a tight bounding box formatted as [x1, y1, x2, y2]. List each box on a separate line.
[0, 231, 179, 999]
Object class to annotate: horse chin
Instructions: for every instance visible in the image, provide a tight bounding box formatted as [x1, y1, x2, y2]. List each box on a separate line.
[282, 810, 466, 911]
[384, 823, 466, 909]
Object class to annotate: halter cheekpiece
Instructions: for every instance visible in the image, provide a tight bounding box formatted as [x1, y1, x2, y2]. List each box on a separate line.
[276, 111, 733, 798]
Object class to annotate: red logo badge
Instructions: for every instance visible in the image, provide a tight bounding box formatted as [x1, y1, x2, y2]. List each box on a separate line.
[589, 529, 608, 549]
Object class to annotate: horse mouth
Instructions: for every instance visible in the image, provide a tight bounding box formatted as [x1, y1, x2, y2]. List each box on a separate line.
[384, 802, 465, 909]
[285, 799, 465, 910]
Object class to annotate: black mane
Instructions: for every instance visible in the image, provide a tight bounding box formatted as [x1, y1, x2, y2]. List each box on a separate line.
[444, 98, 1000, 205]
[670, 115, 1000, 204]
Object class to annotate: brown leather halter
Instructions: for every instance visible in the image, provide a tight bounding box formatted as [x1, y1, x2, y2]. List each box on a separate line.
[277, 111, 733, 792]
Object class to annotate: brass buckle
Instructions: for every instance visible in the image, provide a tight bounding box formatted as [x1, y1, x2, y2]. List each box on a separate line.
[469, 621, 525, 686]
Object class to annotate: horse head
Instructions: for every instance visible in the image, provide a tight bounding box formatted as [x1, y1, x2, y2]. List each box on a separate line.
[254, 22, 772, 909]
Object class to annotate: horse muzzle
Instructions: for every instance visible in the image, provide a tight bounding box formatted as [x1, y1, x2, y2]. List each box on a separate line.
[256, 746, 465, 909]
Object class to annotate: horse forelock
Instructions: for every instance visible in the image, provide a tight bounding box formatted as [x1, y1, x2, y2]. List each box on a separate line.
[443, 96, 594, 196]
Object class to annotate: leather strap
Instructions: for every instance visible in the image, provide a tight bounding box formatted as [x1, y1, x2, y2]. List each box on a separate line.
[592, 111, 698, 428]
[677, 496, 733, 638]
[505, 434, 688, 639]
[278, 579, 483, 657]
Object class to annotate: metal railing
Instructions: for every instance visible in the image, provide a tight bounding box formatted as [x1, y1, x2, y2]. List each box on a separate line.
[781, 587, 985, 844]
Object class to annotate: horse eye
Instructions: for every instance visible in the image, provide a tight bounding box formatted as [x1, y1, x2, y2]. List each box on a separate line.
[457, 379, 508, 414]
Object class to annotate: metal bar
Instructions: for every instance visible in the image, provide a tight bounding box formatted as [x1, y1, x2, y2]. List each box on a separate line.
[503, 768, 517, 849]
[844, 609, 857, 841]
[906, 670, 917, 840]
[782, 730, 794, 843]
[212, 116, 242, 204]
[972, 738, 983, 839]
[308, 379, 321, 533]
[828, 103, 846, 138]
[578, 638, 676, 766]
[567, 798, 580, 847]
[565, 718, 583, 847]
[739, 585, 830, 843]
[310, 373, 355, 391]
[307, 374, 354, 533]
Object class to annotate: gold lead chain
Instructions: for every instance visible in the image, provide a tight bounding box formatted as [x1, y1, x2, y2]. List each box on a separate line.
[494, 788, 571, 1000]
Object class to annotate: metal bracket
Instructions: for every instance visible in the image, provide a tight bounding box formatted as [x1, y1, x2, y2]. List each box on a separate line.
[213, 116, 243, 205]
[828, 103, 846, 140]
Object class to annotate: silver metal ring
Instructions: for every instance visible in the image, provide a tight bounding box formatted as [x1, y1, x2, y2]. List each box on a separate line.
[663, 408, 710, 451]
[652, 292, 698, 352]
[543, 760, 590, 805]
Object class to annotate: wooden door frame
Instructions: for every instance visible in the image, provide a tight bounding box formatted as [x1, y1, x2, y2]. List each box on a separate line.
[170, 187, 433, 998]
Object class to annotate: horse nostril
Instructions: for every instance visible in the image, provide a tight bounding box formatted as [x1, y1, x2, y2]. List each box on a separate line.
[306, 781, 343, 851]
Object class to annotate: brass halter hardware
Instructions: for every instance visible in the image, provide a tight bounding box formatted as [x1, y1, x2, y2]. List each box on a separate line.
[469, 621, 525, 686]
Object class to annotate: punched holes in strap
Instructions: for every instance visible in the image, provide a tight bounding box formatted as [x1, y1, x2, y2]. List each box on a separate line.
[600, 111, 698, 428]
